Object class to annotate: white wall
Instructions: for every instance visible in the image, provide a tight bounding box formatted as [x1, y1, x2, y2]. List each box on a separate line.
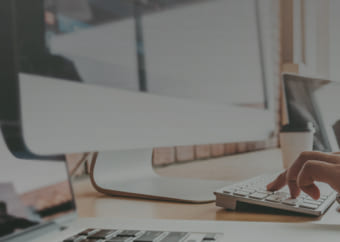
[298, 0, 340, 82]
[144, 0, 264, 105]
[296, 0, 329, 78]
[329, 0, 340, 82]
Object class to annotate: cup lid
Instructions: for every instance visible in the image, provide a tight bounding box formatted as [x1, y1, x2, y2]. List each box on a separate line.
[280, 122, 315, 132]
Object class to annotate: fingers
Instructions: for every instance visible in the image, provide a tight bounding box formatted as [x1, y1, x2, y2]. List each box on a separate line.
[267, 151, 340, 198]
[267, 171, 287, 191]
[288, 151, 340, 181]
[297, 160, 340, 199]
[286, 151, 340, 198]
[267, 171, 301, 198]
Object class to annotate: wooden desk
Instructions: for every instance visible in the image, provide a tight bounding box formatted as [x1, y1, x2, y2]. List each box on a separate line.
[72, 149, 340, 223]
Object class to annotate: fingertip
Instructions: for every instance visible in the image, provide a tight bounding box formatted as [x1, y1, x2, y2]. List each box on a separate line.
[290, 189, 300, 199]
[267, 173, 287, 191]
[266, 181, 282, 191]
[266, 182, 274, 191]
[288, 181, 300, 199]
[311, 188, 320, 200]
[301, 184, 320, 200]
[289, 186, 301, 198]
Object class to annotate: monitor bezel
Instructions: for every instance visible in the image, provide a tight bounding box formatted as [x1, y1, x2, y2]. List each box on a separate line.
[0, 0, 63, 161]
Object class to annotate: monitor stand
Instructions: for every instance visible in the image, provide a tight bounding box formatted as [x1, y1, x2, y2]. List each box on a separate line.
[89, 149, 228, 203]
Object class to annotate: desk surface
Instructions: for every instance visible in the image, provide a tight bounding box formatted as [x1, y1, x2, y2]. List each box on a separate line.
[72, 149, 340, 223]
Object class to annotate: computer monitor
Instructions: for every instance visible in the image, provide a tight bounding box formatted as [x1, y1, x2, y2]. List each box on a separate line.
[0, 0, 277, 202]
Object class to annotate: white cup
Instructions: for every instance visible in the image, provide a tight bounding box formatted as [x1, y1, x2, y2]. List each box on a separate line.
[280, 123, 315, 169]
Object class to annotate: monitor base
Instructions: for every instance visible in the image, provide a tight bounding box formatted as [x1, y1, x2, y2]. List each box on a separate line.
[89, 149, 227, 203]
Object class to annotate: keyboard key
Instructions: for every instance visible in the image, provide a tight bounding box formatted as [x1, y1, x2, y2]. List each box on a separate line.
[241, 188, 256, 193]
[160, 232, 189, 242]
[233, 190, 250, 197]
[299, 203, 318, 210]
[245, 185, 258, 190]
[117, 230, 143, 237]
[231, 185, 242, 190]
[222, 187, 234, 194]
[134, 231, 164, 242]
[63, 235, 86, 242]
[274, 192, 289, 198]
[303, 199, 322, 206]
[300, 192, 308, 198]
[184, 233, 207, 242]
[88, 229, 117, 239]
[282, 198, 300, 206]
[107, 237, 133, 242]
[203, 233, 219, 240]
[256, 189, 273, 195]
[265, 195, 282, 203]
[78, 229, 99, 236]
[79, 240, 101, 242]
[249, 192, 269, 200]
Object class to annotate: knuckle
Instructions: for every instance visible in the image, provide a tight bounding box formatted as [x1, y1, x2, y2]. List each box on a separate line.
[299, 151, 313, 160]
[297, 174, 306, 187]
[302, 160, 315, 171]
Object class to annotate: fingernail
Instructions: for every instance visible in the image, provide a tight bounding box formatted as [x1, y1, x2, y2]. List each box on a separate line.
[266, 184, 273, 191]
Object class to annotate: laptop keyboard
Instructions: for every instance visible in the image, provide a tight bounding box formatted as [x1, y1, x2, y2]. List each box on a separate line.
[63, 228, 222, 242]
[215, 173, 337, 216]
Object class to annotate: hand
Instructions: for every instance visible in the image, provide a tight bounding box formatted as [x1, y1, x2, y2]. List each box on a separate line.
[267, 151, 340, 200]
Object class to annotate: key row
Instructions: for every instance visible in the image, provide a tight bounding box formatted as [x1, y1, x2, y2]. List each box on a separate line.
[64, 228, 219, 242]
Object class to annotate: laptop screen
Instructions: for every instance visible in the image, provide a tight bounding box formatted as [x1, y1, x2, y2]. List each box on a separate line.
[0, 143, 76, 240]
[283, 74, 340, 152]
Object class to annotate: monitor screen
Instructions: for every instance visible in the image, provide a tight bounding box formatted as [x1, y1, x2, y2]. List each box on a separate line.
[32, 0, 268, 107]
[0, 142, 75, 239]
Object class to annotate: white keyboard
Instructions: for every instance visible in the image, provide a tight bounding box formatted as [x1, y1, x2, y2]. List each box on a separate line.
[214, 174, 337, 216]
